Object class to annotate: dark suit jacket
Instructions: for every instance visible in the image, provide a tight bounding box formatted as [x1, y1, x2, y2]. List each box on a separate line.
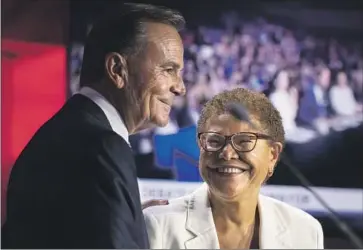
[297, 86, 330, 128]
[1, 94, 149, 249]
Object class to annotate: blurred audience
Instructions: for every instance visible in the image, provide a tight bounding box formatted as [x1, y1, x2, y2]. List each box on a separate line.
[177, 13, 362, 140]
[71, 11, 363, 151]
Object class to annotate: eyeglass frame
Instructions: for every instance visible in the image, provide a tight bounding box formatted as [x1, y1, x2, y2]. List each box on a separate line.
[197, 132, 273, 153]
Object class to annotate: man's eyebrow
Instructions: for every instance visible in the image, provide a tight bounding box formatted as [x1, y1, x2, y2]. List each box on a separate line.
[160, 61, 183, 69]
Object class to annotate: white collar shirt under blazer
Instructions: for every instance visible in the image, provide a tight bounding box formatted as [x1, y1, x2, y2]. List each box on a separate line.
[78, 86, 130, 146]
[143, 183, 324, 249]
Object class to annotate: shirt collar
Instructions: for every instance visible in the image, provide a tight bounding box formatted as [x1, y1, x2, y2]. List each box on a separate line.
[78, 86, 130, 146]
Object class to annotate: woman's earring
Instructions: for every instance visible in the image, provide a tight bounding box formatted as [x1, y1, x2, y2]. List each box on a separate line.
[268, 170, 274, 177]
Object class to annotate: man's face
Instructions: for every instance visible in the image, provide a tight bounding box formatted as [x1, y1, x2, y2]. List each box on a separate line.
[198, 113, 282, 201]
[128, 22, 185, 130]
[276, 70, 289, 90]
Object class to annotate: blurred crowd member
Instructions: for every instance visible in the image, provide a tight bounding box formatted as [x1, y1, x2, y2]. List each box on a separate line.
[144, 88, 324, 249]
[172, 95, 196, 128]
[269, 70, 298, 132]
[188, 73, 211, 108]
[330, 71, 362, 116]
[210, 66, 229, 93]
[300, 62, 316, 91]
[352, 68, 363, 103]
[269, 70, 316, 142]
[297, 67, 332, 134]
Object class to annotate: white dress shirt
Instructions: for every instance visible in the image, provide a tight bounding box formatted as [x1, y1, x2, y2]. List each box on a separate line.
[313, 85, 328, 107]
[143, 183, 324, 249]
[78, 86, 130, 145]
[329, 85, 357, 116]
[270, 90, 298, 132]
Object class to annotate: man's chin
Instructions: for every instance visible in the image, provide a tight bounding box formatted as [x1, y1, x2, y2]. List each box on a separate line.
[138, 123, 155, 131]
[154, 117, 169, 127]
[140, 116, 169, 130]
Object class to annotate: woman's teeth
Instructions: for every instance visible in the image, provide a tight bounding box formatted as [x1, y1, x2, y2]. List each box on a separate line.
[216, 167, 243, 174]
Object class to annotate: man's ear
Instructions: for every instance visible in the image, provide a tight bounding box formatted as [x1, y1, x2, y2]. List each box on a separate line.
[105, 52, 128, 89]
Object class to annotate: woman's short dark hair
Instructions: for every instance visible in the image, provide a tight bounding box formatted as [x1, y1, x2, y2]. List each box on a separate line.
[80, 3, 185, 86]
[198, 88, 285, 146]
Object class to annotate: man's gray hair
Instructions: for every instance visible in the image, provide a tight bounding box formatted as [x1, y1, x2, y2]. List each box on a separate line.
[80, 3, 185, 86]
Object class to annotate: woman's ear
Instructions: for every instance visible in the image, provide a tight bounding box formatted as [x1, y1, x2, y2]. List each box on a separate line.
[268, 142, 283, 174]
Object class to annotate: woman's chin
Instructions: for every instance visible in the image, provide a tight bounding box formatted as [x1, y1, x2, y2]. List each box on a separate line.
[210, 184, 250, 201]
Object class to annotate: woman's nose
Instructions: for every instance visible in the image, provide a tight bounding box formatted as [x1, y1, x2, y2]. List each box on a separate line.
[219, 143, 239, 161]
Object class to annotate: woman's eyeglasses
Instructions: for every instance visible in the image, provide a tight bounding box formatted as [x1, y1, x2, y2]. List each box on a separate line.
[198, 132, 272, 152]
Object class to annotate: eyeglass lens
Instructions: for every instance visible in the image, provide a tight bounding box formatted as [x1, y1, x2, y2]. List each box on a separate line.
[200, 133, 257, 152]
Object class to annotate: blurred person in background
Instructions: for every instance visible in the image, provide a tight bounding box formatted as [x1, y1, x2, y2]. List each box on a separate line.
[327, 39, 343, 71]
[269, 70, 298, 133]
[330, 71, 362, 117]
[187, 72, 214, 115]
[210, 66, 229, 93]
[329, 71, 363, 130]
[143, 89, 324, 249]
[300, 62, 316, 91]
[352, 67, 363, 104]
[228, 70, 245, 90]
[173, 95, 196, 128]
[183, 59, 197, 83]
[2, 3, 185, 249]
[297, 66, 332, 135]
[269, 70, 316, 142]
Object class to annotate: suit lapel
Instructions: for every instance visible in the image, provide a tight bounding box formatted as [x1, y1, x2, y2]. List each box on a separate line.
[259, 195, 292, 249]
[184, 183, 220, 249]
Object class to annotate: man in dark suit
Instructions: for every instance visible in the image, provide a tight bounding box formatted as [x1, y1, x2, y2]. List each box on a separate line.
[2, 3, 185, 249]
[297, 66, 332, 133]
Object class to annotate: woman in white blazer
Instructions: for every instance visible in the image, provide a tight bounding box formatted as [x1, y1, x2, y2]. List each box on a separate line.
[144, 88, 324, 249]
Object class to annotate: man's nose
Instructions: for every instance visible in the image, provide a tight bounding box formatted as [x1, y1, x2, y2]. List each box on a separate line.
[219, 143, 239, 161]
[171, 77, 186, 96]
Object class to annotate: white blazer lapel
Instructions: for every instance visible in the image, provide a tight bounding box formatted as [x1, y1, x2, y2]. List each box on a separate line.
[259, 195, 292, 249]
[182, 187, 293, 249]
[184, 183, 220, 249]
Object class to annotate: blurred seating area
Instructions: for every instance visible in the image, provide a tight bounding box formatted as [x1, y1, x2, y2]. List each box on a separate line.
[69, 9, 363, 185]
[184, 14, 362, 137]
[122, 12, 362, 154]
